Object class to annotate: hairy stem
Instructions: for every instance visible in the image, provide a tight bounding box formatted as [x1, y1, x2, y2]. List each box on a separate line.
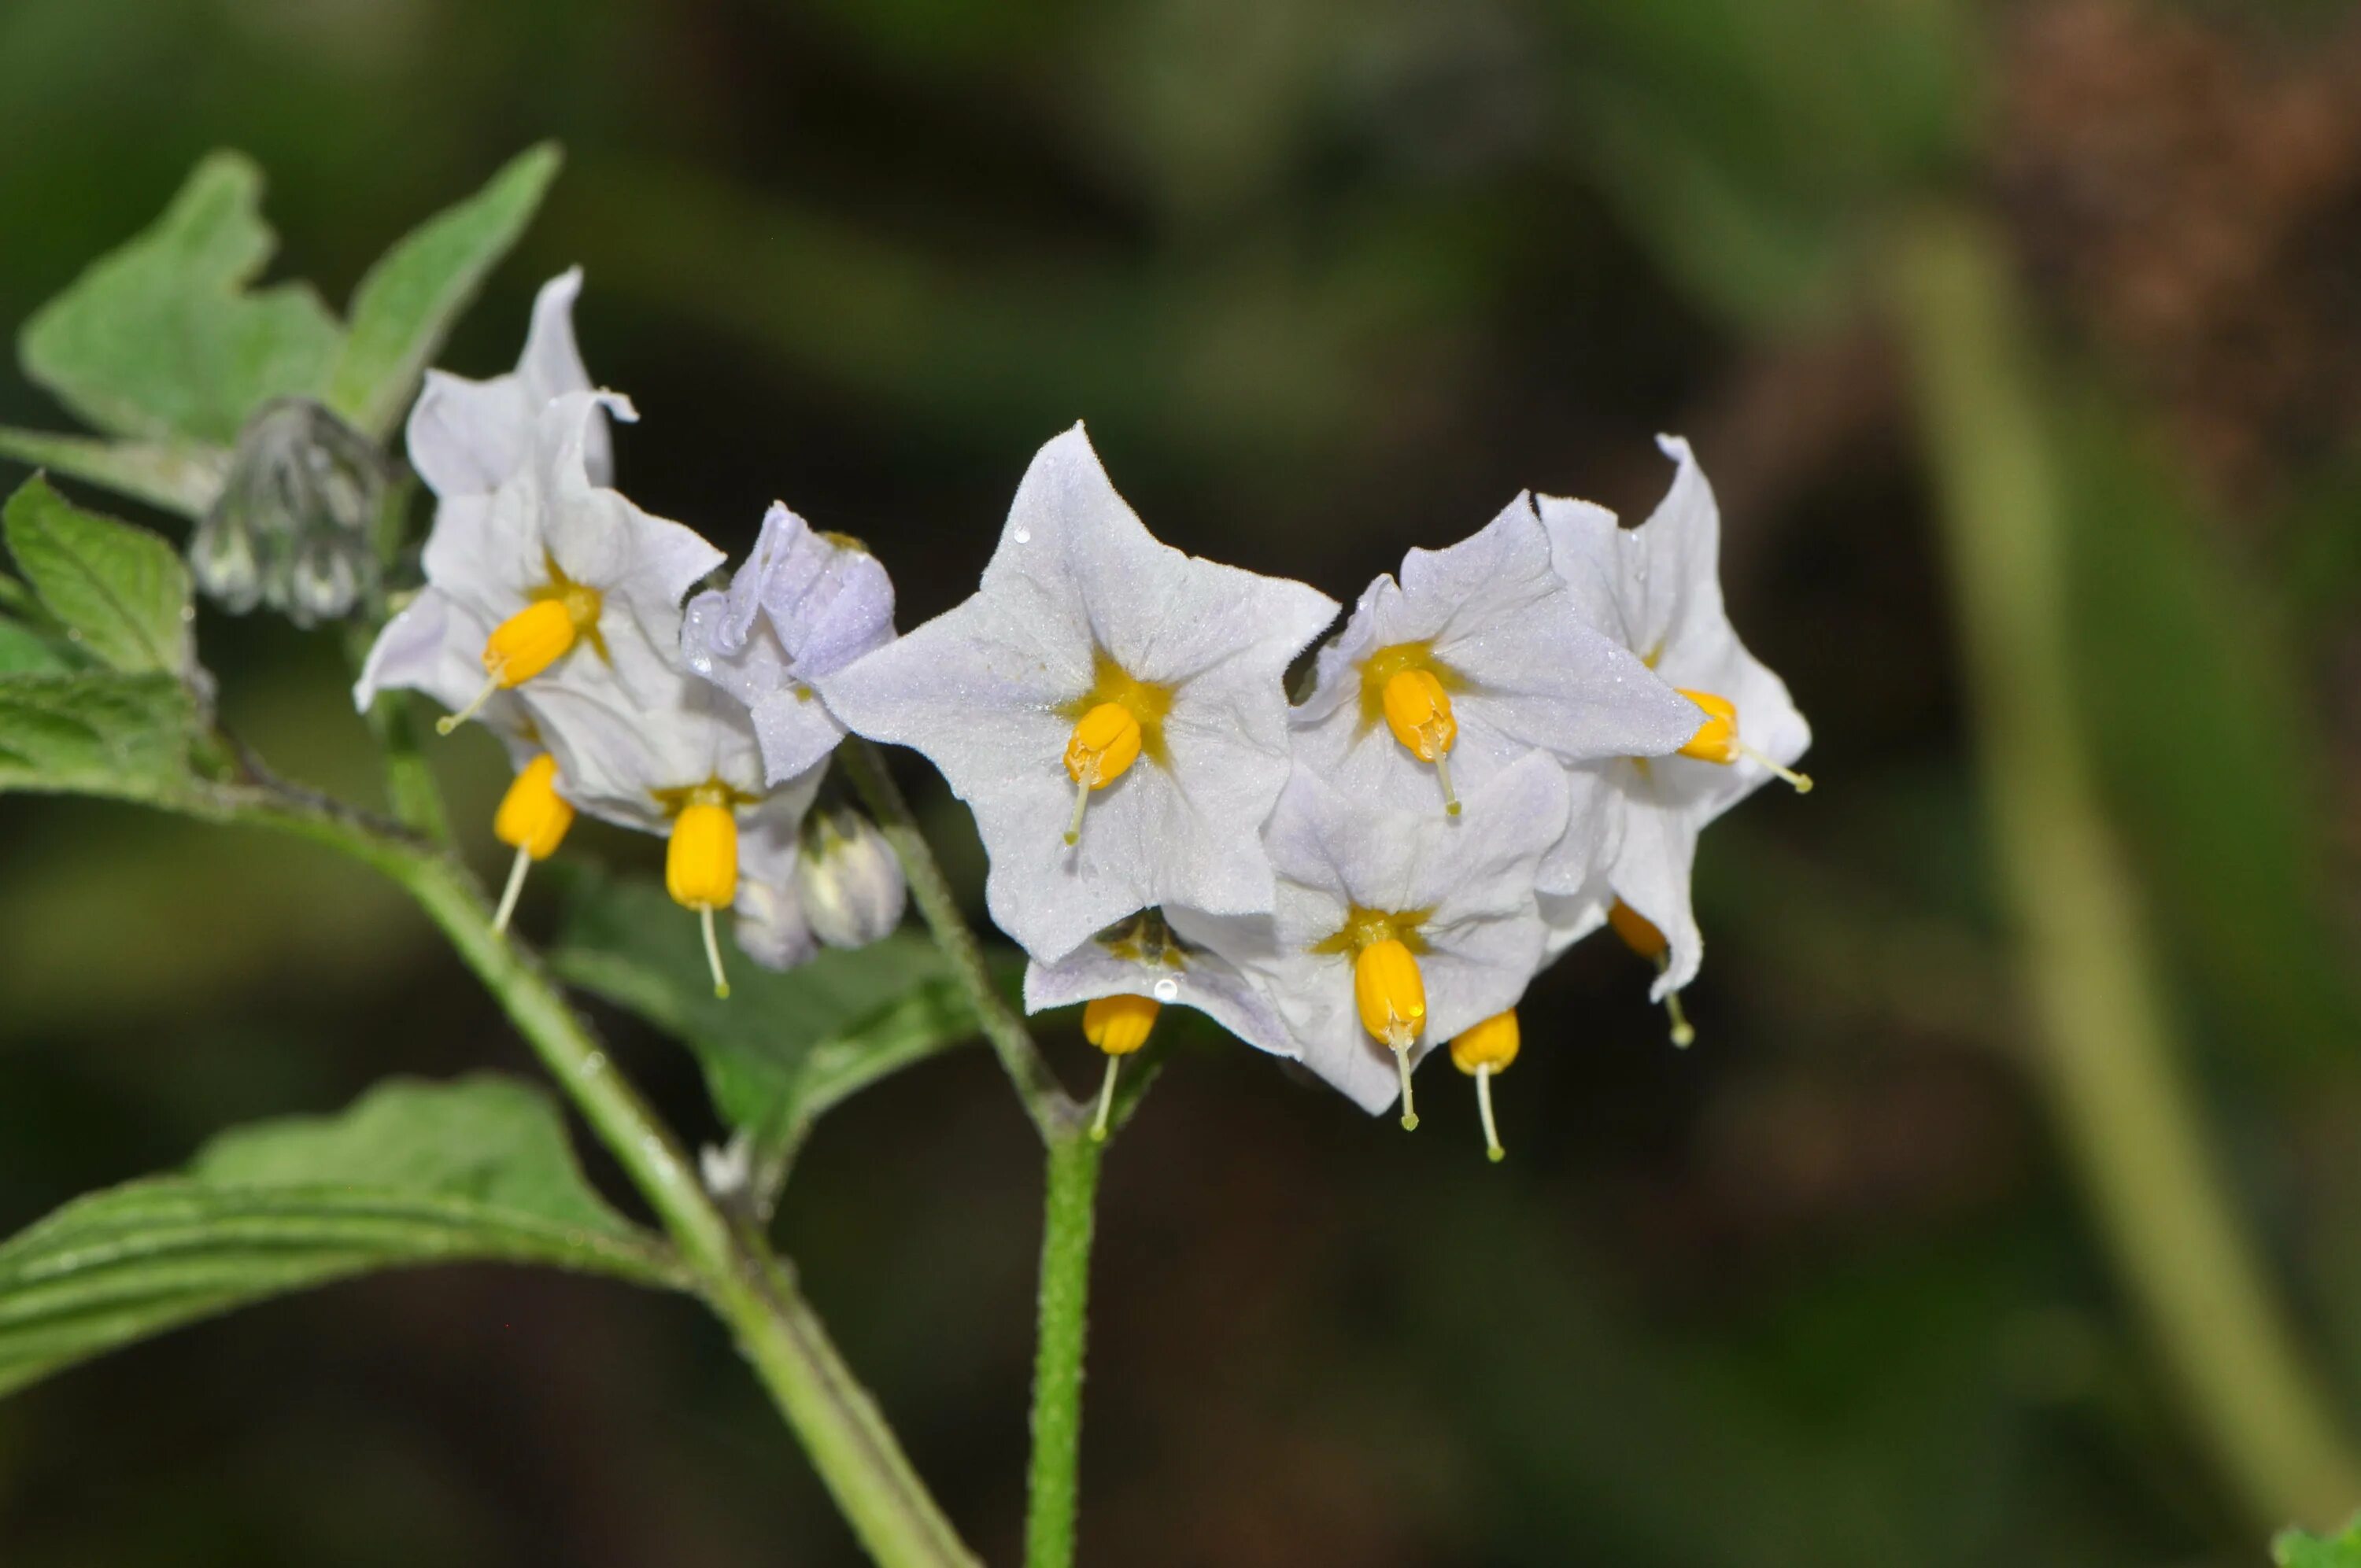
[839, 736, 1078, 1137]
[1887, 205, 2361, 1529]
[246, 795, 977, 1567]
[1025, 1132, 1103, 1568]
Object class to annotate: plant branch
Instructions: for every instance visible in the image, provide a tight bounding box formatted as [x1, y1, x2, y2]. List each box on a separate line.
[1024, 1131, 1103, 1568]
[839, 736, 1079, 1138]
[236, 784, 978, 1568]
[1886, 204, 2361, 1531]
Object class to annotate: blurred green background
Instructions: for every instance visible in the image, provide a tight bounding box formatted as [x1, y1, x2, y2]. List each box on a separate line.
[3, 0, 2360, 1563]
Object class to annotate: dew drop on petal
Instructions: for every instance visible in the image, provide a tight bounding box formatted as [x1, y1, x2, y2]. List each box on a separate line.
[1152, 976, 1180, 1002]
[1012, 525, 1032, 544]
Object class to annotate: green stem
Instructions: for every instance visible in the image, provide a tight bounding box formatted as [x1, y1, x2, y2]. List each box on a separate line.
[1025, 1132, 1103, 1568]
[839, 736, 1078, 1137]
[1886, 205, 2361, 1530]
[245, 795, 977, 1567]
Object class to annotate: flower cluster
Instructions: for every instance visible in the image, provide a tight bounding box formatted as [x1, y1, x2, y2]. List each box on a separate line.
[362, 275, 1808, 1158]
[355, 273, 903, 994]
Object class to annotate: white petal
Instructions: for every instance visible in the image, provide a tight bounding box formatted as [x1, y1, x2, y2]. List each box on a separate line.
[1022, 921, 1290, 1056]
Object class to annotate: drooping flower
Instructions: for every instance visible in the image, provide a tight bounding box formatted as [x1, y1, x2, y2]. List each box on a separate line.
[794, 806, 907, 949]
[1022, 907, 1292, 1139]
[1289, 495, 1695, 847]
[682, 503, 896, 786]
[815, 425, 1339, 963]
[1535, 436, 1812, 1026]
[1193, 754, 1568, 1125]
[405, 267, 610, 500]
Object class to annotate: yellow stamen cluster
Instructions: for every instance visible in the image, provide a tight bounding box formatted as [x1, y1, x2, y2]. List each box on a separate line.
[437, 563, 607, 735]
[489, 753, 575, 935]
[1353, 936, 1428, 1130]
[1362, 643, 1464, 817]
[1673, 688, 1812, 793]
[667, 784, 741, 999]
[1056, 651, 1173, 847]
[1450, 1009, 1520, 1163]
[1082, 993, 1162, 1142]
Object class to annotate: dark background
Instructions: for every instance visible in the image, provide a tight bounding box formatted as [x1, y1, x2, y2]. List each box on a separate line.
[4, 1, 2360, 1563]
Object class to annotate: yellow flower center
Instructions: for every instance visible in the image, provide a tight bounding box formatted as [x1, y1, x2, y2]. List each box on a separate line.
[1668, 688, 1812, 792]
[1608, 898, 1694, 1050]
[1056, 650, 1174, 847]
[436, 558, 609, 736]
[1361, 643, 1466, 817]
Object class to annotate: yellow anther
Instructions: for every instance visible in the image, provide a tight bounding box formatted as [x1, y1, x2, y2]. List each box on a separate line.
[1608, 898, 1694, 1048]
[1673, 688, 1812, 793]
[1450, 1009, 1520, 1164]
[1354, 937, 1428, 1130]
[667, 790, 741, 999]
[1083, 993, 1162, 1142]
[1062, 701, 1144, 846]
[1449, 1009, 1520, 1075]
[438, 583, 604, 735]
[1607, 898, 1668, 961]
[489, 753, 576, 936]
[494, 754, 575, 861]
[1084, 994, 1161, 1057]
[1380, 666, 1461, 817]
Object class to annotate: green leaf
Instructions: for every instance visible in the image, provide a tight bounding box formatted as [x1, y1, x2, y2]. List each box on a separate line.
[0, 618, 75, 675]
[2, 476, 194, 676]
[0, 426, 231, 520]
[0, 1075, 684, 1399]
[550, 872, 982, 1197]
[0, 671, 196, 802]
[2277, 1517, 2361, 1567]
[20, 151, 342, 446]
[327, 144, 565, 440]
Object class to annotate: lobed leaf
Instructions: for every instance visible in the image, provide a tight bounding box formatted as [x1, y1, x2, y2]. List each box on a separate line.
[20, 152, 342, 446]
[2, 475, 194, 677]
[551, 871, 983, 1197]
[327, 144, 565, 440]
[0, 1076, 685, 1399]
[0, 671, 197, 804]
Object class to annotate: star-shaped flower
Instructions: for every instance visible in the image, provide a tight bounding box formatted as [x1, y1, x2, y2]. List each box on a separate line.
[1288, 495, 1694, 863]
[405, 267, 611, 500]
[815, 425, 1339, 962]
[682, 503, 896, 785]
[355, 389, 722, 724]
[1197, 753, 1568, 1120]
[1535, 436, 1811, 1004]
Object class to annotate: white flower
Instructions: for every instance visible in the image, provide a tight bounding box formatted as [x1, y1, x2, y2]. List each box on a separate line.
[1288, 494, 1694, 858]
[1022, 906, 1290, 1056]
[355, 390, 722, 725]
[815, 425, 1339, 963]
[1199, 753, 1568, 1120]
[1535, 436, 1811, 1002]
[405, 267, 610, 500]
[682, 503, 896, 786]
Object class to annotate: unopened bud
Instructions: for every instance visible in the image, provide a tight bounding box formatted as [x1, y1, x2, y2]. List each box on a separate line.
[203, 398, 387, 624]
[733, 873, 818, 972]
[796, 807, 907, 949]
[188, 514, 264, 614]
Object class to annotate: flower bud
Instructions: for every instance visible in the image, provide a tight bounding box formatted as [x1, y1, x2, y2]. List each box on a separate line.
[188, 513, 264, 614]
[795, 806, 906, 949]
[202, 398, 386, 624]
[734, 873, 819, 972]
